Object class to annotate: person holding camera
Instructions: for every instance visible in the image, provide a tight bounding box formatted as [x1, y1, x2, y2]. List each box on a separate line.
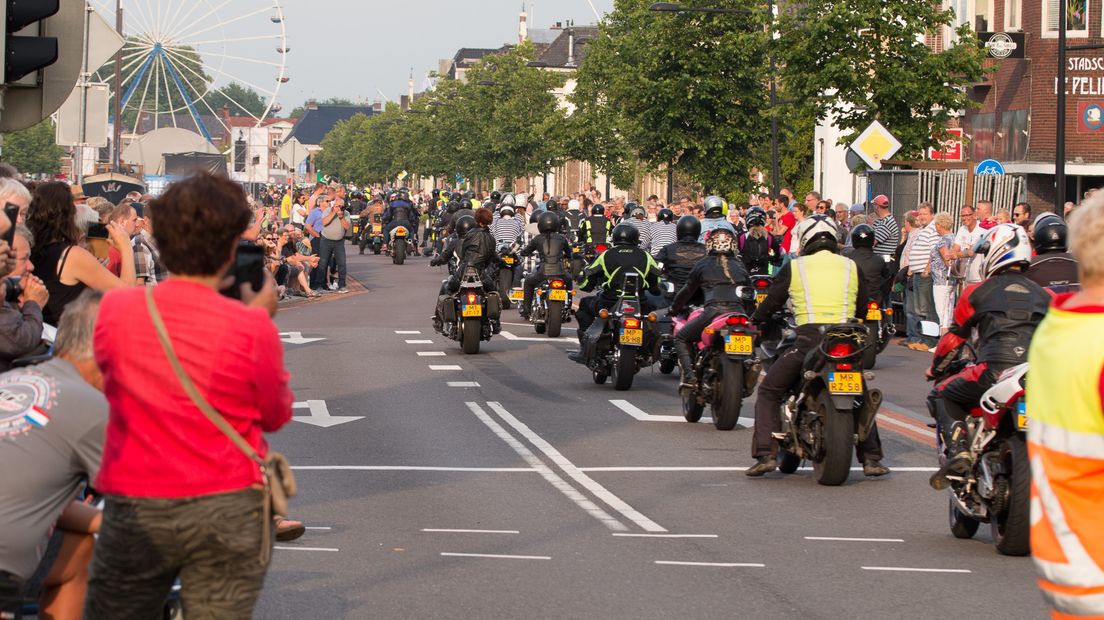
[0, 225, 49, 371]
[316, 195, 350, 294]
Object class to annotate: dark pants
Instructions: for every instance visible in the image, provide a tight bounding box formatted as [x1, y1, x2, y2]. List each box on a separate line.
[84, 489, 270, 620]
[522, 272, 572, 316]
[752, 334, 883, 461]
[906, 273, 936, 345]
[308, 236, 322, 290]
[575, 294, 615, 344]
[317, 237, 346, 290]
[384, 220, 416, 245]
[928, 362, 998, 441]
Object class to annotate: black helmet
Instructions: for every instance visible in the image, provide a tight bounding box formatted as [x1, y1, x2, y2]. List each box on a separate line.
[454, 215, 476, 237]
[537, 211, 561, 235]
[450, 191, 463, 202]
[463, 190, 475, 200]
[490, 191, 502, 203]
[745, 206, 767, 229]
[1032, 213, 1068, 253]
[431, 188, 441, 198]
[676, 215, 701, 241]
[612, 223, 640, 246]
[850, 223, 875, 249]
[657, 208, 674, 223]
[591, 204, 605, 216]
[446, 200, 461, 213]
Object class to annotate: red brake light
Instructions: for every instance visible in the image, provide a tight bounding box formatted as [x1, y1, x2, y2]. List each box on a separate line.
[622, 306, 635, 315]
[868, 302, 879, 309]
[836, 363, 853, 371]
[623, 318, 641, 329]
[551, 280, 565, 289]
[827, 343, 855, 358]
[596, 244, 607, 253]
[755, 279, 770, 289]
[725, 315, 748, 326]
[466, 293, 477, 304]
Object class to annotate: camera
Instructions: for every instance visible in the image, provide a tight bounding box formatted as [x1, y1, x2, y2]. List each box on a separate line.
[4, 277, 22, 304]
[220, 241, 266, 300]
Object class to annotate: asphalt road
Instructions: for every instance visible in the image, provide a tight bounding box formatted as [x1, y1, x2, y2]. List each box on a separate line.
[257, 247, 1045, 619]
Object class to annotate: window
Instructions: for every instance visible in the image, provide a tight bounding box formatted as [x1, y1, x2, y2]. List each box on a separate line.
[975, 0, 994, 31]
[1005, 0, 1022, 30]
[1042, 0, 1088, 38]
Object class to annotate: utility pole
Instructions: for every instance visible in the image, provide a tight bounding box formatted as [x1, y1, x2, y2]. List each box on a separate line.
[1055, 2, 1066, 212]
[111, 0, 122, 171]
[76, 3, 93, 184]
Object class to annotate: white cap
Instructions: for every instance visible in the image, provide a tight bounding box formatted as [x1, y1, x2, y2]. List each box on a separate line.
[568, 199, 581, 211]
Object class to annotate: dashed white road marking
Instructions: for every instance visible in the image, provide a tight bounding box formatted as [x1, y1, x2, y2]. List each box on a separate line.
[655, 561, 765, 568]
[291, 465, 537, 473]
[486, 401, 667, 533]
[448, 382, 481, 388]
[395, 330, 422, 334]
[405, 339, 434, 344]
[609, 399, 753, 428]
[429, 365, 463, 371]
[275, 546, 340, 552]
[577, 466, 939, 473]
[417, 351, 447, 357]
[613, 533, 718, 539]
[465, 402, 628, 532]
[500, 330, 576, 343]
[422, 529, 520, 535]
[806, 537, 905, 543]
[440, 552, 551, 561]
[502, 321, 576, 331]
[862, 566, 971, 574]
[304, 527, 332, 531]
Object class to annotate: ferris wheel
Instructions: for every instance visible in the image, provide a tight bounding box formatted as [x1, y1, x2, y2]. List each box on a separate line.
[90, 0, 289, 143]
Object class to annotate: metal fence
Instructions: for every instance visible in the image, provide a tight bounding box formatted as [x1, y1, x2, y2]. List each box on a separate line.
[868, 169, 1025, 224]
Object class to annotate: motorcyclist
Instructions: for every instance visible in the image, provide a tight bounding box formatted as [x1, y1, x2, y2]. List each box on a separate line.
[449, 200, 475, 235]
[647, 208, 678, 257]
[927, 223, 1051, 488]
[655, 216, 707, 296]
[738, 206, 783, 275]
[579, 204, 613, 248]
[563, 199, 586, 243]
[570, 224, 662, 364]
[844, 224, 891, 303]
[625, 205, 651, 249]
[670, 228, 752, 390]
[746, 215, 889, 477]
[383, 190, 418, 248]
[1026, 212, 1079, 292]
[486, 190, 503, 209]
[357, 198, 385, 255]
[698, 196, 737, 243]
[432, 209, 505, 334]
[518, 211, 573, 319]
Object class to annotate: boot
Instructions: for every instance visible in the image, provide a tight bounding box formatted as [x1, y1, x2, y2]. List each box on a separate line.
[930, 421, 973, 490]
[863, 460, 890, 477]
[675, 340, 697, 393]
[745, 456, 777, 477]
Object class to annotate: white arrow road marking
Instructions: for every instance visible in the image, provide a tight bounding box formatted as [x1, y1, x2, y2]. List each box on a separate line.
[292, 400, 364, 428]
[500, 331, 576, 343]
[279, 332, 326, 345]
[609, 399, 753, 428]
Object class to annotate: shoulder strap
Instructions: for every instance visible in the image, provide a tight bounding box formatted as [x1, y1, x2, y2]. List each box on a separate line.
[145, 287, 262, 465]
[56, 245, 74, 277]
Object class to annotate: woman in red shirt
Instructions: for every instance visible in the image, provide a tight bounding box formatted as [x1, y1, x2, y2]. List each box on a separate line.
[84, 173, 292, 619]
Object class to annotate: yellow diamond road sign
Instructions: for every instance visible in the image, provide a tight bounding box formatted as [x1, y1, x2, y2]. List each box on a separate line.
[850, 121, 902, 171]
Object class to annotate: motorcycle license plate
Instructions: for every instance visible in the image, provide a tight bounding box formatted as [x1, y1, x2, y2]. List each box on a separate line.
[1016, 400, 1028, 430]
[509, 289, 525, 301]
[621, 328, 643, 346]
[504, 257, 516, 265]
[462, 305, 483, 318]
[372, 225, 382, 233]
[865, 309, 882, 321]
[725, 334, 753, 355]
[549, 290, 568, 302]
[353, 226, 359, 234]
[756, 293, 768, 305]
[828, 371, 863, 395]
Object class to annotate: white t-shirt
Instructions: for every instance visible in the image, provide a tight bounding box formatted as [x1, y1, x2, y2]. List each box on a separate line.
[291, 202, 307, 225]
[953, 224, 986, 283]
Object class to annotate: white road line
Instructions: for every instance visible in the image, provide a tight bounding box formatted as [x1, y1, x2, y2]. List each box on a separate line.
[609, 399, 753, 428]
[417, 352, 447, 357]
[448, 382, 481, 388]
[486, 401, 667, 533]
[500, 331, 576, 343]
[429, 365, 463, 371]
[421, 529, 520, 534]
[805, 537, 905, 543]
[291, 466, 537, 473]
[440, 552, 551, 561]
[275, 546, 340, 552]
[578, 466, 939, 472]
[655, 561, 765, 568]
[405, 339, 434, 344]
[304, 527, 332, 531]
[613, 533, 718, 539]
[862, 566, 971, 574]
[465, 402, 628, 532]
[878, 413, 938, 438]
[395, 330, 422, 334]
[502, 321, 576, 331]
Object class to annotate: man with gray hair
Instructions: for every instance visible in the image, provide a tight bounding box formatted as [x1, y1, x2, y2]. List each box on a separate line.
[0, 178, 31, 226]
[0, 225, 49, 371]
[0, 290, 107, 618]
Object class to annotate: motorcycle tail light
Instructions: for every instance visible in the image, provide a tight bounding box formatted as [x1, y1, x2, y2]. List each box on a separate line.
[623, 318, 641, 329]
[596, 244, 608, 253]
[647, 313, 658, 323]
[827, 342, 855, 358]
[466, 293, 477, 304]
[598, 309, 610, 320]
[836, 363, 853, 371]
[755, 279, 770, 289]
[623, 306, 635, 315]
[867, 302, 879, 310]
[725, 315, 749, 326]
[551, 280, 565, 289]
[885, 308, 893, 316]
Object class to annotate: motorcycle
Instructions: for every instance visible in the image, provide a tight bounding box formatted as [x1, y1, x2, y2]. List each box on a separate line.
[497, 243, 520, 309]
[657, 281, 680, 375]
[749, 275, 773, 309]
[932, 352, 1031, 556]
[360, 214, 384, 255]
[774, 323, 883, 486]
[675, 291, 761, 431]
[435, 266, 498, 354]
[528, 276, 574, 338]
[861, 301, 895, 369]
[583, 274, 659, 391]
[387, 224, 417, 265]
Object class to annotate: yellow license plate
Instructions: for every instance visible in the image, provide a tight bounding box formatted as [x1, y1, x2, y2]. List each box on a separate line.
[509, 289, 525, 301]
[462, 305, 482, 318]
[549, 290, 568, 301]
[725, 334, 753, 355]
[372, 225, 382, 232]
[504, 257, 516, 265]
[828, 372, 863, 394]
[756, 293, 768, 305]
[621, 328, 643, 346]
[866, 309, 882, 321]
[1016, 400, 1028, 430]
[353, 227, 359, 234]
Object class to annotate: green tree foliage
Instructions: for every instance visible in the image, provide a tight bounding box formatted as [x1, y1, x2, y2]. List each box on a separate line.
[2, 120, 65, 175]
[205, 83, 269, 118]
[777, 0, 990, 157]
[569, 0, 772, 193]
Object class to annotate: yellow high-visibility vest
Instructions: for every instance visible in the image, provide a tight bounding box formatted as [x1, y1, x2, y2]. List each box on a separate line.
[788, 252, 858, 326]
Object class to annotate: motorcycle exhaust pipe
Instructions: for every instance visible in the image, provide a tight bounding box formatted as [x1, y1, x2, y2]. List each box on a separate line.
[857, 388, 883, 442]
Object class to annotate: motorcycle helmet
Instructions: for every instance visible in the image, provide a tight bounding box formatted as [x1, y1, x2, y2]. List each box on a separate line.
[499, 205, 515, 218]
[850, 223, 875, 249]
[490, 191, 502, 204]
[795, 214, 839, 255]
[446, 200, 461, 213]
[704, 195, 728, 218]
[978, 223, 1031, 278]
[537, 211, 561, 235]
[656, 208, 674, 223]
[611, 223, 640, 246]
[676, 215, 701, 241]
[463, 190, 475, 200]
[568, 199, 581, 211]
[1031, 212, 1068, 253]
[450, 191, 463, 202]
[630, 206, 645, 220]
[501, 193, 516, 207]
[431, 188, 441, 199]
[705, 228, 737, 255]
[745, 206, 767, 229]
[591, 204, 605, 216]
[454, 214, 477, 237]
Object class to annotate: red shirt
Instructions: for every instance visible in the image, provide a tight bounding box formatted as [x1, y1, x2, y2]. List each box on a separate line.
[779, 211, 797, 252]
[93, 280, 293, 498]
[106, 247, 121, 276]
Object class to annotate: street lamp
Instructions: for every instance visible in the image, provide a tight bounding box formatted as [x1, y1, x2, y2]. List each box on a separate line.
[648, 1, 783, 196]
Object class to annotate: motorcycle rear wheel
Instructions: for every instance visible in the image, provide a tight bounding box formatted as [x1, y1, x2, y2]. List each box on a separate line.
[546, 301, 564, 338]
[461, 318, 481, 354]
[498, 270, 513, 309]
[813, 392, 853, 486]
[659, 358, 676, 375]
[992, 436, 1031, 556]
[712, 356, 744, 431]
[948, 497, 980, 539]
[778, 451, 801, 474]
[612, 348, 637, 391]
[393, 241, 406, 265]
[682, 391, 704, 423]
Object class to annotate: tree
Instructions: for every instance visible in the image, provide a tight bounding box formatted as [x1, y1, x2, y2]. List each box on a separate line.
[2, 120, 65, 175]
[205, 83, 269, 118]
[777, 0, 990, 158]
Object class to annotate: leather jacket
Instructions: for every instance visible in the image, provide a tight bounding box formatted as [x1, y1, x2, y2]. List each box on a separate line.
[739, 233, 782, 275]
[655, 240, 706, 291]
[519, 233, 569, 276]
[384, 200, 415, 224]
[1027, 252, 1079, 292]
[457, 227, 501, 276]
[846, 247, 891, 304]
[671, 254, 751, 315]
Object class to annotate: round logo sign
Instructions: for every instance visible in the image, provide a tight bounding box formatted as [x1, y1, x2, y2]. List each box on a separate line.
[986, 33, 1017, 59]
[1085, 104, 1104, 131]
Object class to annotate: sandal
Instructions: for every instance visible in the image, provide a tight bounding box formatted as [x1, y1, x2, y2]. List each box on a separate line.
[275, 517, 306, 542]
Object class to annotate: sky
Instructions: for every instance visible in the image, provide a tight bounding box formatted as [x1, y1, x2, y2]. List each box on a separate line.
[277, 0, 616, 112]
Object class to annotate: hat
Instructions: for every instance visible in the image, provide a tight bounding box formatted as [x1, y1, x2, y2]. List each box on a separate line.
[871, 194, 890, 207]
[850, 203, 865, 213]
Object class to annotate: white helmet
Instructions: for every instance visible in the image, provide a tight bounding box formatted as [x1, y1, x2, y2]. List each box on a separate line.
[501, 193, 516, 207]
[499, 206, 515, 218]
[794, 214, 839, 255]
[977, 223, 1031, 278]
[568, 199, 581, 211]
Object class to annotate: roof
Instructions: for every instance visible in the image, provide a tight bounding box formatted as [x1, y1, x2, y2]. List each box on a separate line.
[283, 105, 377, 146]
[452, 47, 505, 68]
[136, 113, 225, 140]
[537, 26, 599, 68]
[225, 116, 290, 128]
[526, 28, 562, 45]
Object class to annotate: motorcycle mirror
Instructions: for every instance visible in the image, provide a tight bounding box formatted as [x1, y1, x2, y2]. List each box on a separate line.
[920, 321, 940, 338]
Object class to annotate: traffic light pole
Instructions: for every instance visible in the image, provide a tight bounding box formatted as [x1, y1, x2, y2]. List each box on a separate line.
[76, 2, 92, 184]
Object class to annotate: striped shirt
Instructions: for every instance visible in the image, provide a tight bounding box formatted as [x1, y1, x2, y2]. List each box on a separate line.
[625, 218, 651, 249]
[908, 223, 939, 275]
[647, 222, 678, 257]
[492, 216, 525, 248]
[873, 214, 899, 257]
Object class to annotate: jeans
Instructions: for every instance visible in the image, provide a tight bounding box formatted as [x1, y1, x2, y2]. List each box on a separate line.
[905, 273, 936, 345]
[317, 237, 347, 290]
[308, 236, 322, 290]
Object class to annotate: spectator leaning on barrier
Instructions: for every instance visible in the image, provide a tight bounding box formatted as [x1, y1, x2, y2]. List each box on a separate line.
[0, 225, 48, 371]
[905, 204, 938, 350]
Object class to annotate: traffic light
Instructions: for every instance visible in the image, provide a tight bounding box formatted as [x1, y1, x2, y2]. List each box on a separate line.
[3, 0, 60, 84]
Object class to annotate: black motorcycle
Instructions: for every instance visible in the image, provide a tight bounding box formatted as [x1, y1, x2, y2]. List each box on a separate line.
[528, 276, 574, 338]
[584, 274, 659, 391]
[861, 301, 896, 369]
[435, 266, 498, 354]
[774, 323, 883, 486]
[388, 223, 417, 265]
[496, 243, 521, 309]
